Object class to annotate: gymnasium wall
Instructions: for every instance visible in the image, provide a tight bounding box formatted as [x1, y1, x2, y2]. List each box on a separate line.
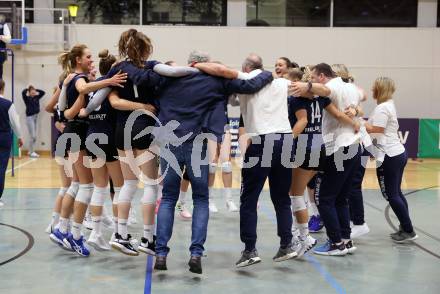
[4, 25, 440, 151]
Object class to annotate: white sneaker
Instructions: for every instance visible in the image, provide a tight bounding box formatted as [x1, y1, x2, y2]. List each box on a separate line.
[209, 202, 218, 213]
[0, 200, 4, 207]
[350, 223, 370, 239]
[128, 208, 138, 226]
[88, 231, 111, 251]
[226, 200, 238, 212]
[29, 152, 40, 158]
[298, 235, 317, 257]
[176, 201, 192, 219]
[292, 235, 317, 258]
[109, 232, 138, 247]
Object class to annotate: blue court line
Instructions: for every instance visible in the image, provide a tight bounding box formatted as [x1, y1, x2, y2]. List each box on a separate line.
[259, 203, 347, 294]
[144, 255, 154, 294]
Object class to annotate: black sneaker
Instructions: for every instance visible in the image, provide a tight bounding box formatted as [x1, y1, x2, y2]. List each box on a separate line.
[139, 236, 156, 256]
[391, 231, 418, 243]
[111, 233, 139, 256]
[344, 240, 357, 254]
[154, 255, 167, 271]
[236, 249, 262, 268]
[273, 245, 298, 262]
[188, 256, 202, 274]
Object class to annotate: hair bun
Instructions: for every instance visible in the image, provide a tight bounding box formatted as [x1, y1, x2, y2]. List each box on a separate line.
[98, 49, 109, 59]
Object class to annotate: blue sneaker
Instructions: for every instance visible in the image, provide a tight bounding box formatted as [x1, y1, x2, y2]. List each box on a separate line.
[313, 240, 348, 256]
[64, 234, 90, 257]
[309, 215, 324, 233]
[50, 228, 73, 251]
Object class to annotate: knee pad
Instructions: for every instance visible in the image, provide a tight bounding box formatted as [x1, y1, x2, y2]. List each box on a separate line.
[113, 186, 121, 205]
[76, 183, 94, 205]
[290, 195, 307, 212]
[118, 180, 138, 204]
[66, 182, 79, 199]
[58, 187, 68, 197]
[141, 184, 159, 205]
[90, 186, 109, 206]
[221, 161, 232, 173]
[209, 163, 217, 174]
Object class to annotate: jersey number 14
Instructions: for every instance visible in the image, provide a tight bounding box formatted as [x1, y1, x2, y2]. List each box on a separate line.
[310, 101, 321, 124]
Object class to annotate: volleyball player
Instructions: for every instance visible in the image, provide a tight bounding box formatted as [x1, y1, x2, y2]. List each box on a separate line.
[274, 57, 299, 78]
[365, 77, 417, 243]
[286, 68, 360, 257]
[44, 76, 74, 233]
[291, 63, 363, 256]
[78, 49, 124, 251]
[50, 44, 126, 256]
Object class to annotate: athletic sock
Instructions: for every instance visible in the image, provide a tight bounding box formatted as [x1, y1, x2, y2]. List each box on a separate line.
[92, 216, 102, 235]
[311, 203, 319, 216]
[59, 217, 69, 234]
[298, 223, 309, 240]
[224, 187, 232, 202]
[118, 219, 128, 239]
[113, 217, 118, 233]
[51, 212, 60, 226]
[178, 190, 187, 204]
[143, 224, 155, 242]
[72, 221, 82, 240]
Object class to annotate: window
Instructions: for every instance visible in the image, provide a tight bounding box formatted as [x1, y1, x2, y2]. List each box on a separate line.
[247, 0, 330, 27]
[285, 0, 330, 27]
[438, 0, 440, 27]
[54, 0, 140, 25]
[333, 0, 418, 27]
[143, 0, 227, 26]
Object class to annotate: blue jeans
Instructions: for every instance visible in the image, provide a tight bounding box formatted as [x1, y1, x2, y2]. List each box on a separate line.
[156, 140, 209, 257]
[26, 114, 38, 153]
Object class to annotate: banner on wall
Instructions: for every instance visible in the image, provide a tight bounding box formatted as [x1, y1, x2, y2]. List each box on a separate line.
[229, 117, 241, 157]
[418, 119, 440, 158]
[397, 118, 419, 158]
[229, 117, 421, 158]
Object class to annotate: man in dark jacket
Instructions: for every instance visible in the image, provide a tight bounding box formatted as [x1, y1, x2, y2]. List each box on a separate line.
[153, 51, 274, 274]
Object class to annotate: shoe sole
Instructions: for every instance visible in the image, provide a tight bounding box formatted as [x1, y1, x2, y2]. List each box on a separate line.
[50, 234, 74, 251]
[138, 246, 156, 256]
[350, 229, 370, 239]
[111, 243, 139, 256]
[49, 234, 71, 251]
[236, 257, 262, 268]
[88, 240, 111, 251]
[273, 252, 298, 262]
[189, 265, 202, 274]
[314, 249, 348, 256]
[347, 247, 357, 254]
[154, 264, 167, 271]
[393, 235, 419, 243]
